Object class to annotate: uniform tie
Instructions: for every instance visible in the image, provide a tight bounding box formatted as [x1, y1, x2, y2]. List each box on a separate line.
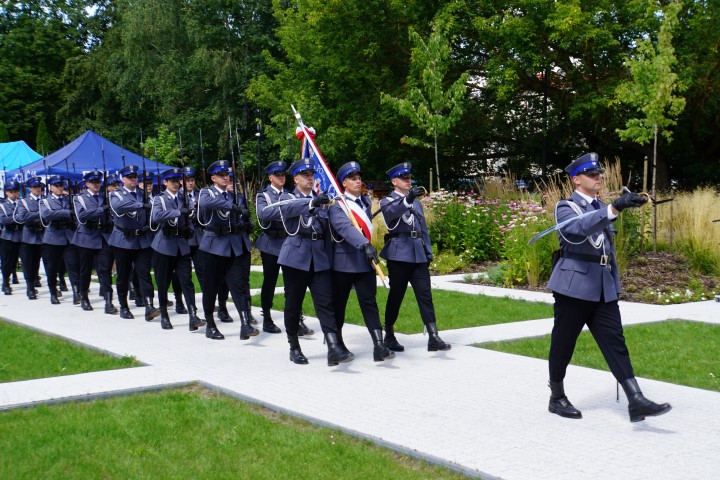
[222, 191, 228, 200]
[355, 197, 365, 209]
[591, 198, 600, 210]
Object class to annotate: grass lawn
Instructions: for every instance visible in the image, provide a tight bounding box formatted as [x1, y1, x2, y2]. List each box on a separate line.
[0, 320, 138, 383]
[254, 288, 553, 334]
[478, 320, 720, 391]
[0, 386, 467, 479]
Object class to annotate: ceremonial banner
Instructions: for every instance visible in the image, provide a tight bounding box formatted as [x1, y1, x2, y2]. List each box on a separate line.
[294, 113, 373, 241]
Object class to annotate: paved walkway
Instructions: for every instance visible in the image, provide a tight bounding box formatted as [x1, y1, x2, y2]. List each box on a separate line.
[1, 273, 720, 479]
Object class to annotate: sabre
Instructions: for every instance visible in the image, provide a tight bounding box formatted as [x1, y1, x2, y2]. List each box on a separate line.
[527, 209, 598, 245]
[262, 196, 313, 211]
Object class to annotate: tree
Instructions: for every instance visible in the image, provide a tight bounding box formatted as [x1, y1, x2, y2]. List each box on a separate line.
[142, 125, 181, 167]
[381, 20, 469, 190]
[35, 118, 53, 155]
[0, 122, 9, 143]
[615, 1, 685, 251]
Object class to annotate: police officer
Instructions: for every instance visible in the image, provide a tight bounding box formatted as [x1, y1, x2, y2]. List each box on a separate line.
[181, 166, 205, 293]
[0, 181, 22, 295]
[329, 161, 394, 362]
[196, 160, 258, 341]
[39, 175, 78, 305]
[254, 160, 290, 334]
[15, 177, 45, 300]
[72, 170, 117, 314]
[278, 158, 352, 366]
[546, 153, 671, 422]
[150, 167, 205, 331]
[109, 165, 159, 320]
[380, 163, 451, 352]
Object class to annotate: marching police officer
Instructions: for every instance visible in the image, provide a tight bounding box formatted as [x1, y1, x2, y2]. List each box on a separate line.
[254, 160, 290, 334]
[15, 176, 45, 300]
[72, 170, 117, 314]
[180, 166, 204, 307]
[196, 160, 258, 341]
[39, 175, 78, 306]
[109, 165, 159, 320]
[379, 162, 451, 352]
[0, 181, 22, 295]
[329, 161, 394, 362]
[150, 167, 205, 331]
[546, 153, 671, 422]
[278, 158, 353, 366]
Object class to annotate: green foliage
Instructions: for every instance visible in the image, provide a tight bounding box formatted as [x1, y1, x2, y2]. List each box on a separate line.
[0, 320, 139, 383]
[616, 1, 686, 145]
[0, 121, 9, 142]
[35, 117, 53, 155]
[676, 238, 720, 277]
[429, 250, 470, 275]
[424, 190, 507, 262]
[638, 279, 717, 304]
[614, 207, 643, 273]
[480, 320, 720, 392]
[142, 125, 181, 166]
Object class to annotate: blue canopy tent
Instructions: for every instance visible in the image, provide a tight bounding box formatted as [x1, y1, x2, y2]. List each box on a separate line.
[0, 141, 42, 192]
[4, 130, 173, 185]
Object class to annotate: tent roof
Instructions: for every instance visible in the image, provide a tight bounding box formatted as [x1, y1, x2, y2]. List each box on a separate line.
[5, 130, 173, 182]
[0, 140, 42, 171]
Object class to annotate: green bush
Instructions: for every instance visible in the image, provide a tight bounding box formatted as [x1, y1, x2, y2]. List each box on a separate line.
[429, 251, 470, 274]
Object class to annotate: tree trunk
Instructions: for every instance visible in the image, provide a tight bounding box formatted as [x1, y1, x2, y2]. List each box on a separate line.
[434, 130, 440, 190]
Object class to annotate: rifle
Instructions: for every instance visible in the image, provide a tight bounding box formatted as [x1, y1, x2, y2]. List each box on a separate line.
[20, 168, 25, 198]
[256, 115, 262, 193]
[101, 139, 110, 221]
[228, 118, 239, 206]
[42, 157, 50, 196]
[120, 139, 126, 167]
[234, 124, 249, 199]
[199, 128, 206, 187]
[140, 129, 147, 203]
[178, 130, 191, 230]
[64, 157, 77, 229]
[153, 139, 161, 195]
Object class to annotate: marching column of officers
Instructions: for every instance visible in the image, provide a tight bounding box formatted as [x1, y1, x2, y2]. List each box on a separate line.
[0, 159, 451, 367]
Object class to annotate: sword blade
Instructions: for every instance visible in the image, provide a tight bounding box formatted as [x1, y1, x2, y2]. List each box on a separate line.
[527, 209, 598, 245]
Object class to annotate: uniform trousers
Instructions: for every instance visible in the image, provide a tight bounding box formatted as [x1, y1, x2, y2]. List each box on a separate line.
[201, 249, 250, 318]
[153, 251, 194, 308]
[385, 260, 436, 327]
[332, 270, 381, 332]
[42, 244, 79, 291]
[114, 246, 154, 299]
[77, 244, 113, 293]
[1, 240, 20, 282]
[549, 292, 634, 383]
[20, 243, 42, 285]
[260, 251, 281, 311]
[282, 264, 337, 336]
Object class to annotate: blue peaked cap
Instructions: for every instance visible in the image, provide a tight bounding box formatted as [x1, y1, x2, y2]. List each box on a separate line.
[119, 165, 139, 177]
[337, 161, 362, 182]
[208, 160, 230, 176]
[161, 168, 182, 181]
[565, 153, 605, 177]
[265, 161, 287, 175]
[386, 162, 412, 179]
[290, 158, 315, 176]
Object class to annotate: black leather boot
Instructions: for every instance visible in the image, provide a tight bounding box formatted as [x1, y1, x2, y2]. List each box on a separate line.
[621, 378, 672, 422]
[34, 277, 41, 288]
[11, 272, 19, 284]
[26, 282, 37, 300]
[239, 310, 260, 340]
[335, 330, 351, 354]
[426, 322, 451, 351]
[159, 306, 173, 330]
[188, 306, 205, 331]
[72, 284, 81, 305]
[262, 309, 281, 333]
[383, 325, 405, 352]
[99, 284, 106, 297]
[55, 288, 62, 298]
[58, 276, 68, 292]
[81, 291, 93, 311]
[218, 305, 233, 323]
[175, 297, 188, 314]
[119, 295, 134, 319]
[205, 315, 225, 340]
[548, 381, 582, 419]
[50, 291, 60, 304]
[246, 307, 258, 325]
[298, 316, 314, 336]
[2, 278, 11, 295]
[326, 332, 354, 366]
[370, 329, 395, 362]
[144, 297, 159, 321]
[288, 333, 308, 365]
[104, 292, 118, 315]
[128, 283, 136, 301]
[135, 296, 145, 307]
